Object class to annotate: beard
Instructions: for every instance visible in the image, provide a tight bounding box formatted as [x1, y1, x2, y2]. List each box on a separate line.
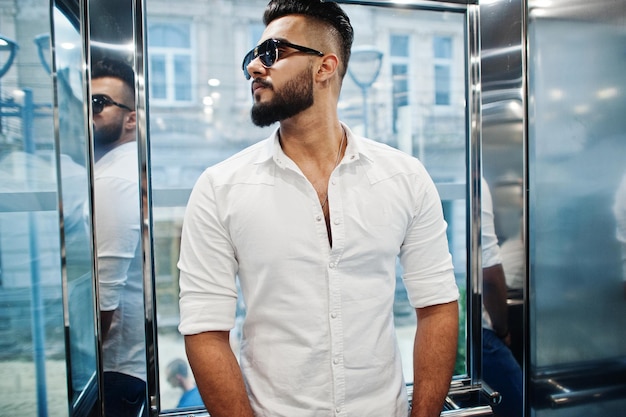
[251, 65, 314, 127]
[93, 121, 123, 150]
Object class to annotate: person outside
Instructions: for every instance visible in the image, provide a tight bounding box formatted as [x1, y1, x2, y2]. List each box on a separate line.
[178, 1, 459, 416]
[166, 358, 204, 408]
[91, 57, 146, 417]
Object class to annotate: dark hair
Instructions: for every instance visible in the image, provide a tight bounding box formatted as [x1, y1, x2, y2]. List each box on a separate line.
[91, 57, 135, 96]
[166, 358, 189, 379]
[263, 0, 354, 78]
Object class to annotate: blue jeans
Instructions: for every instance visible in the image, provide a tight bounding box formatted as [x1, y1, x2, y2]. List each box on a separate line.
[482, 329, 523, 417]
[103, 372, 147, 417]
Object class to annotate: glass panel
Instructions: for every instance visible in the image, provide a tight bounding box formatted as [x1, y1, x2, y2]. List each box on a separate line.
[52, 2, 100, 415]
[0, 0, 69, 415]
[146, 0, 468, 412]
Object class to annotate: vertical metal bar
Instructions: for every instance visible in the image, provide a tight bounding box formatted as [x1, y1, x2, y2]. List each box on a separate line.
[133, 0, 160, 413]
[465, 3, 483, 385]
[520, 1, 529, 415]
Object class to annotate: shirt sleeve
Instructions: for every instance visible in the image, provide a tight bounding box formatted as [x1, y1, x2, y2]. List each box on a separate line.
[177, 172, 239, 335]
[481, 177, 503, 269]
[94, 176, 141, 311]
[400, 167, 459, 308]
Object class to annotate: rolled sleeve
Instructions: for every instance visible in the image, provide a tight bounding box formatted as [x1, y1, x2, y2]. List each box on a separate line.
[178, 172, 239, 335]
[400, 174, 459, 308]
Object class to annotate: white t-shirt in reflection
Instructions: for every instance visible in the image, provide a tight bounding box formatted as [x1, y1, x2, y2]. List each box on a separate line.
[94, 142, 146, 382]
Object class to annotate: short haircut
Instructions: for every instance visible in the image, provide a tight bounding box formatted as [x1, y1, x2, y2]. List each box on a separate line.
[91, 57, 135, 98]
[166, 358, 189, 379]
[263, 0, 354, 79]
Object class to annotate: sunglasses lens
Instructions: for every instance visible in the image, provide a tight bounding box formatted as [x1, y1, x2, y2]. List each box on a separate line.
[92, 97, 104, 114]
[259, 40, 277, 67]
[242, 40, 279, 79]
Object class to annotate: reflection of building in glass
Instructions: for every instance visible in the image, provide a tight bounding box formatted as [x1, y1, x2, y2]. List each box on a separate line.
[145, 1, 466, 189]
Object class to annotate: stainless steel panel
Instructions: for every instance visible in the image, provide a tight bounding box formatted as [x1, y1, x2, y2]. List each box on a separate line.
[527, 0, 626, 414]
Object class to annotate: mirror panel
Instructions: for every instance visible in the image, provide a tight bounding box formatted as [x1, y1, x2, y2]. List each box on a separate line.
[527, 0, 626, 414]
[87, 0, 149, 415]
[52, 1, 100, 415]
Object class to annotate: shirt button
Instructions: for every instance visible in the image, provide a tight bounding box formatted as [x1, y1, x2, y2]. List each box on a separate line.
[331, 179, 336, 185]
[350, 155, 356, 160]
[316, 215, 323, 222]
[333, 218, 340, 225]
[330, 312, 337, 319]
[329, 263, 335, 269]
[335, 407, 342, 414]
[333, 358, 340, 365]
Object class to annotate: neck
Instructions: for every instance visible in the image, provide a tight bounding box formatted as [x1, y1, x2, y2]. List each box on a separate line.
[278, 115, 344, 163]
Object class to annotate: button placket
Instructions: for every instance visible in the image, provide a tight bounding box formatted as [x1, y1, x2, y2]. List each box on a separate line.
[327, 256, 345, 415]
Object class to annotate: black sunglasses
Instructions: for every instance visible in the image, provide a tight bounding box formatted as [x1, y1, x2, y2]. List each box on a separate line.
[241, 38, 324, 80]
[92, 94, 133, 114]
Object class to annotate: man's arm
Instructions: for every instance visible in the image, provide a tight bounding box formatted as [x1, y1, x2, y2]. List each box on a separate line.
[411, 300, 458, 417]
[483, 264, 510, 342]
[185, 331, 254, 417]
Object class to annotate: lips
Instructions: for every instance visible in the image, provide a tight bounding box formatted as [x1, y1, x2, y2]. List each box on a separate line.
[252, 79, 272, 94]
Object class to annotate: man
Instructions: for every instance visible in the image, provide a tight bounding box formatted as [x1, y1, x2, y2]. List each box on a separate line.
[481, 178, 523, 417]
[91, 58, 146, 416]
[178, 1, 459, 416]
[166, 358, 204, 408]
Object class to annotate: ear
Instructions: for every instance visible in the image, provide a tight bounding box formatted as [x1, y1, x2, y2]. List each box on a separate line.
[125, 110, 137, 130]
[315, 53, 339, 83]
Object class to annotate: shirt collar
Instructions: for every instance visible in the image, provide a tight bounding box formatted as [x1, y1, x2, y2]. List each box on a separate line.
[252, 122, 374, 168]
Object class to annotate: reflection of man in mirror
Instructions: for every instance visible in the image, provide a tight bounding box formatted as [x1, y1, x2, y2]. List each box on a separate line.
[91, 58, 146, 416]
[614, 173, 626, 298]
[481, 178, 523, 417]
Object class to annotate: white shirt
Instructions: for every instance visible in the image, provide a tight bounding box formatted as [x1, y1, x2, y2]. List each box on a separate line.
[178, 124, 458, 417]
[481, 177, 503, 330]
[94, 142, 146, 381]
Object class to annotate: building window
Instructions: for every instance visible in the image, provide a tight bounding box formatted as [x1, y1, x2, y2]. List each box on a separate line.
[148, 22, 193, 104]
[433, 35, 452, 106]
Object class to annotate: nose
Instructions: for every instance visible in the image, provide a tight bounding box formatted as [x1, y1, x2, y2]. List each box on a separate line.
[246, 56, 266, 80]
